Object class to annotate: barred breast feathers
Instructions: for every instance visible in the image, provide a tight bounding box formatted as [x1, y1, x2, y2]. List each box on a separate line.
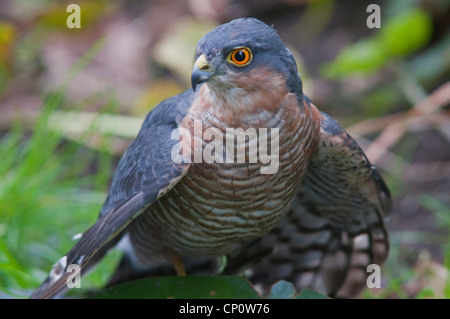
[128, 68, 323, 263]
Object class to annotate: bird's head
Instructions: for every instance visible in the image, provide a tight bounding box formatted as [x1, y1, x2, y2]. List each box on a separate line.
[191, 18, 302, 107]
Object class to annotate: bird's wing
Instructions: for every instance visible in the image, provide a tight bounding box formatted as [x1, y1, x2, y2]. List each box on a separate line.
[30, 90, 195, 299]
[225, 107, 391, 298]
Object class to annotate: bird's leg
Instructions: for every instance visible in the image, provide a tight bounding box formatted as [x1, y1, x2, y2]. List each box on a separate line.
[173, 254, 187, 276]
[166, 249, 186, 276]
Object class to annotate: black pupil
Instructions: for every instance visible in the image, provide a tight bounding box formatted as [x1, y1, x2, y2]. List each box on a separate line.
[234, 50, 246, 62]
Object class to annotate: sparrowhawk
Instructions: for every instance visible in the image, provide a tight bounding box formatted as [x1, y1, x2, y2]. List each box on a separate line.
[31, 17, 391, 299]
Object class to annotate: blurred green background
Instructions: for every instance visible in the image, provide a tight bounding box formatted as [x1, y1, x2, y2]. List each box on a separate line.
[0, 0, 449, 298]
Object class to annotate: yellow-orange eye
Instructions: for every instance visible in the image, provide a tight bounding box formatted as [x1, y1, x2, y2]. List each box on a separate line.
[228, 47, 252, 66]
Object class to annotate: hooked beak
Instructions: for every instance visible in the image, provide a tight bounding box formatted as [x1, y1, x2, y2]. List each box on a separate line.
[191, 54, 212, 91]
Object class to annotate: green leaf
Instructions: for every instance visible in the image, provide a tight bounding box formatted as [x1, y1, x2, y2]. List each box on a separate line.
[267, 280, 330, 299]
[90, 276, 331, 299]
[321, 38, 387, 78]
[376, 8, 432, 57]
[268, 280, 296, 299]
[296, 288, 329, 299]
[89, 276, 262, 299]
[321, 7, 433, 79]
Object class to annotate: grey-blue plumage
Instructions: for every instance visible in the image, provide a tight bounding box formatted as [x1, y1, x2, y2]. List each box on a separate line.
[31, 17, 391, 299]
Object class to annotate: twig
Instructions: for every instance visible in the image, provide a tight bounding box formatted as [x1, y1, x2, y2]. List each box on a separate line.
[347, 81, 450, 164]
